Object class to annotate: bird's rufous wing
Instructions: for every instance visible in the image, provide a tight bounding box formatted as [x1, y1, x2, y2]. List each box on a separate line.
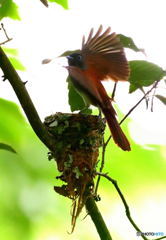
[82, 25, 130, 82]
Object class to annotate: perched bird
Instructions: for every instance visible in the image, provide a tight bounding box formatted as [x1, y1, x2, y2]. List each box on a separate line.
[66, 25, 131, 151]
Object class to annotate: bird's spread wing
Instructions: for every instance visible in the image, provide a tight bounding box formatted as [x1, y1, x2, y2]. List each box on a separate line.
[82, 25, 130, 82]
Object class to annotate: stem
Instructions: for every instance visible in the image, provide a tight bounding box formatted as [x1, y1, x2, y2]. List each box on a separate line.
[95, 137, 106, 195]
[105, 80, 159, 147]
[111, 82, 117, 100]
[0, 47, 56, 152]
[85, 196, 112, 240]
[96, 172, 148, 240]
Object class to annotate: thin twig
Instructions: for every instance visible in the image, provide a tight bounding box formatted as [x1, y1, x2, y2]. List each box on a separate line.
[105, 80, 159, 147]
[154, 236, 166, 240]
[95, 82, 118, 194]
[0, 39, 12, 45]
[150, 81, 159, 112]
[111, 82, 117, 100]
[95, 137, 106, 195]
[140, 87, 149, 109]
[96, 172, 149, 240]
[0, 23, 12, 45]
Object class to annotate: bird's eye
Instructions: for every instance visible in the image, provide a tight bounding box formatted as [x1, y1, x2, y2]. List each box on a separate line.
[77, 55, 82, 61]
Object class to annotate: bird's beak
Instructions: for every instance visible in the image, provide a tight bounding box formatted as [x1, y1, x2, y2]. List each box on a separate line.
[66, 55, 73, 60]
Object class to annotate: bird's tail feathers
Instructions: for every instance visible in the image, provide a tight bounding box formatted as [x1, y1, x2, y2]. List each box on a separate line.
[101, 104, 131, 151]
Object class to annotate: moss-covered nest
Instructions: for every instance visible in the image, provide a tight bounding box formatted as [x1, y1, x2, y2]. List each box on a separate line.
[44, 112, 105, 230]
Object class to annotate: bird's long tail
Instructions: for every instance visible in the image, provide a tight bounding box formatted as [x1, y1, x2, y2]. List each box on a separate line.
[101, 104, 131, 151]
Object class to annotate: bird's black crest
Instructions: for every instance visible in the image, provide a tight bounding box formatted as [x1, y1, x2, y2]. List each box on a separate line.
[67, 53, 85, 69]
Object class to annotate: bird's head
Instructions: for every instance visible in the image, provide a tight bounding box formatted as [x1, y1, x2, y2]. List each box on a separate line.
[67, 53, 85, 69]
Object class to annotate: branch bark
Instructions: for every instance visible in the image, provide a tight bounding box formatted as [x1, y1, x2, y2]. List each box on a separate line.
[85, 196, 112, 240]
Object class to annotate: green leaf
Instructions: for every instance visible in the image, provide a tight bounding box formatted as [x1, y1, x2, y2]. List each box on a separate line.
[155, 95, 166, 105]
[48, 0, 69, 9]
[0, 143, 16, 153]
[0, 0, 20, 20]
[129, 60, 165, 93]
[60, 49, 80, 57]
[80, 108, 92, 115]
[118, 34, 142, 52]
[2, 47, 18, 56]
[0, 98, 27, 145]
[67, 76, 87, 112]
[9, 57, 26, 71]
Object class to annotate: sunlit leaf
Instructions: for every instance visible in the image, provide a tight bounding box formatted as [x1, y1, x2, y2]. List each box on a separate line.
[155, 95, 166, 105]
[129, 60, 165, 93]
[48, 0, 69, 9]
[2, 47, 18, 56]
[0, 0, 20, 20]
[9, 57, 26, 71]
[118, 34, 143, 52]
[0, 143, 16, 153]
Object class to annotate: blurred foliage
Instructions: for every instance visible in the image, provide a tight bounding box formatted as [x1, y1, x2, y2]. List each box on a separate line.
[0, 0, 20, 20]
[0, 0, 68, 21]
[48, 0, 69, 9]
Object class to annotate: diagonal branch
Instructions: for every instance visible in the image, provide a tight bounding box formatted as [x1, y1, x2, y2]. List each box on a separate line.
[0, 23, 12, 45]
[0, 47, 56, 152]
[85, 196, 112, 240]
[96, 172, 166, 240]
[96, 172, 148, 240]
[154, 237, 166, 240]
[105, 80, 159, 147]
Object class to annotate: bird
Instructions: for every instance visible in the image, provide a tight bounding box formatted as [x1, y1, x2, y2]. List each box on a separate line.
[66, 25, 131, 151]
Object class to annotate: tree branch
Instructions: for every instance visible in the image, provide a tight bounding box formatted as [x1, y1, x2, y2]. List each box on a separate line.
[154, 236, 166, 240]
[96, 172, 148, 240]
[0, 46, 56, 152]
[85, 196, 112, 240]
[105, 80, 159, 147]
[0, 23, 12, 45]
